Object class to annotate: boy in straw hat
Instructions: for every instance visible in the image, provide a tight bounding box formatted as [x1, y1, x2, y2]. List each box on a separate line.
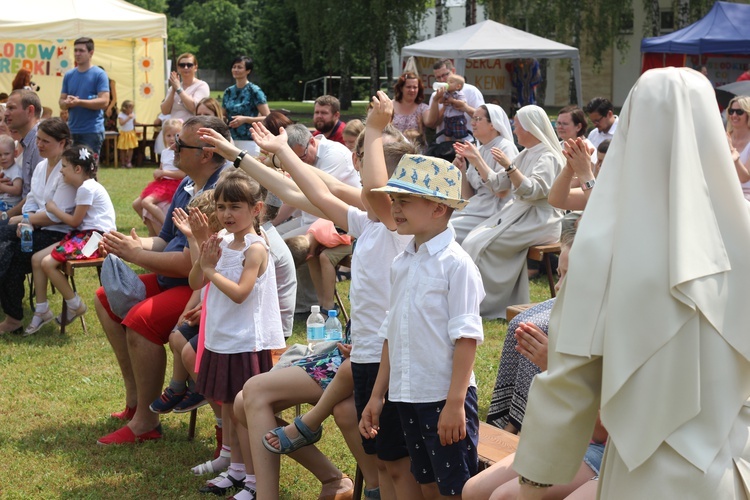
[360, 92, 486, 498]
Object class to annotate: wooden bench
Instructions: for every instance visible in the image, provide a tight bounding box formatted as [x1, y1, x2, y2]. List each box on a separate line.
[478, 421, 520, 471]
[506, 303, 535, 324]
[59, 257, 105, 335]
[527, 242, 561, 298]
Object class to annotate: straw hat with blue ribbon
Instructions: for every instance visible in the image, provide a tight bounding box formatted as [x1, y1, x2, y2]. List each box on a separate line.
[373, 154, 469, 210]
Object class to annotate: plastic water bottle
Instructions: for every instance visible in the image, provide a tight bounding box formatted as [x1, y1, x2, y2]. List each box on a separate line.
[433, 82, 449, 91]
[324, 309, 343, 342]
[306, 305, 326, 347]
[0, 201, 7, 221]
[20, 213, 33, 252]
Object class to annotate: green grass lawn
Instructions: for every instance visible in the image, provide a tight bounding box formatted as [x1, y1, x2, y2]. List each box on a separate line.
[0, 167, 554, 498]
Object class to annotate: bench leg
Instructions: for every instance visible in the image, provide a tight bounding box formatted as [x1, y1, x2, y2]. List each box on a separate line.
[353, 464, 364, 500]
[542, 253, 556, 298]
[188, 408, 197, 441]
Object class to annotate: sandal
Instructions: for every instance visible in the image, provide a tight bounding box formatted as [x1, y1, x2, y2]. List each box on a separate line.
[55, 301, 87, 327]
[199, 471, 245, 495]
[262, 416, 323, 455]
[24, 309, 54, 336]
[192, 448, 231, 476]
[318, 475, 354, 500]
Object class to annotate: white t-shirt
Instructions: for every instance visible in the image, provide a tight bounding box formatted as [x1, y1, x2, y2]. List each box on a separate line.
[299, 137, 360, 225]
[379, 228, 485, 403]
[262, 222, 297, 338]
[347, 207, 411, 364]
[0, 163, 23, 207]
[429, 82, 485, 142]
[118, 112, 135, 132]
[160, 149, 179, 172]
[76, 178, 116, 232]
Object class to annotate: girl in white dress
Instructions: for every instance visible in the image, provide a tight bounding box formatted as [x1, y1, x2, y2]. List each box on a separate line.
[189, 169, 285, 499]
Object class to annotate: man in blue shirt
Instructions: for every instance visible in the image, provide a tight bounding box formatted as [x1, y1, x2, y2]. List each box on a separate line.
[94, 115, 231, 445]
[59, 37, 110, 156]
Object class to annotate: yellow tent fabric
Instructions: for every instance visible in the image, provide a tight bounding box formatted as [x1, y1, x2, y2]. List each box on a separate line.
[0, 0, 167, 123]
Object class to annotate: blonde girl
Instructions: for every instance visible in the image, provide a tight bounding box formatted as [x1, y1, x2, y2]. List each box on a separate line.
[117, 100, 138, 168]
[188, 169, 285, 498]
[26, 144, 116, 335]
[132, 118, 186, 236]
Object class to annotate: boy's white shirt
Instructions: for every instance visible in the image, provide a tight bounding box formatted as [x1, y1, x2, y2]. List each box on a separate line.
[347, 206, 411, 364]
[379, 227, 485, 403]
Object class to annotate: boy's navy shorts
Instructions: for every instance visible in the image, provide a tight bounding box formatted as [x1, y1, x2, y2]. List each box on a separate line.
[395, 387, 479, 496]
[177, 322, 199, 343]
[352, 362, 409, 461]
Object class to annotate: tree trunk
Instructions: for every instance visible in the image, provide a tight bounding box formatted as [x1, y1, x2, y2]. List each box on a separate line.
[645, 0, 661, 37]
[339, 46, 352, 110]
[465, 0, 476, 26]
[537, 59, 548, 107]
[674, 0, 690, 29]
[435, 0, 446, 36]
[369, 43, 380, 101]
[569, 3, 582, 105]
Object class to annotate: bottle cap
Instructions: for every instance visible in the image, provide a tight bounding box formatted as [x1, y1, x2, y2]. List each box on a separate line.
[328, 309, 338, 317]
[311, 305, 320, 313]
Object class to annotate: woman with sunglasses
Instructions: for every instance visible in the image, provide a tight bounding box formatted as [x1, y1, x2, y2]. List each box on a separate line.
[160, 52, 210, 123]
[726, 96, 750, 200]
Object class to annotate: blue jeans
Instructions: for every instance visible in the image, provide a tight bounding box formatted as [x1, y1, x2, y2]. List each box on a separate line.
[72, 132, 105, 157]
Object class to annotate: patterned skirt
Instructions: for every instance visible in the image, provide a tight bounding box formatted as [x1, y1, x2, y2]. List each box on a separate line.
[293, 347, 345, 390]
[50, 230, 101, 263]
[486, 298, 555, 430]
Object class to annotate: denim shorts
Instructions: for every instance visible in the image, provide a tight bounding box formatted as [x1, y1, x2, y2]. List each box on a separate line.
[583, 442, 606, 476]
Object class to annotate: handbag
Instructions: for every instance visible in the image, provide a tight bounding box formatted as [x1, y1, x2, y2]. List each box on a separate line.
[101, 254, 146, 318]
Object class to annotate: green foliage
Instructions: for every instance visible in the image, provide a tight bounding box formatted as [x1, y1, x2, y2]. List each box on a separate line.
[482, 0, 633, 69]
[182, 0, 255, 72]
[127, 0, 169, 13]
[252, 0, 307, 100]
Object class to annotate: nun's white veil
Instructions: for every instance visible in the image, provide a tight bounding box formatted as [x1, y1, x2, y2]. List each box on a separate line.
[515, 105, 564, 165]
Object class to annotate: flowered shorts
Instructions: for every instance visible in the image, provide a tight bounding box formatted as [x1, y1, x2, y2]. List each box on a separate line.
[293, 347, 345, 390]
[50, 230, 101, 263]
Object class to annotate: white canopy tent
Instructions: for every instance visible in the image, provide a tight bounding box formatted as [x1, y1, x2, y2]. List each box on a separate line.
[401, 20, 582, 106]
[0, 0, 167, 121]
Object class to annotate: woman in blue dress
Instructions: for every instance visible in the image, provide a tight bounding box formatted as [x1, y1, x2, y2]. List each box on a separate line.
[222, 56, 270, 157]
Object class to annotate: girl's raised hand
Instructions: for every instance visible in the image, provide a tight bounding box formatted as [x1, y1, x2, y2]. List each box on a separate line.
[172, 207, 193, 238]
[251, 122, 289, 154]
[188, 207, 212, 245]
[200, 234, 222, 270]
[197, 127, 239, 161]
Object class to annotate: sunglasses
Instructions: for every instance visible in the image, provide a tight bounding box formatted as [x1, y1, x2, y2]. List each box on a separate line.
[729, 108, 746, 116]
[174, 134, 203, 153]
[178, 62, 195, 69]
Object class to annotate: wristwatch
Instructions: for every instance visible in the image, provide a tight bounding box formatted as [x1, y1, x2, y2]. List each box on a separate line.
[505, 164, 517, 174]
[233, 150, 248, 168]
[518, 475, 552, 488]
[175, 87, 184, 94]
[581, 178, 596, 191]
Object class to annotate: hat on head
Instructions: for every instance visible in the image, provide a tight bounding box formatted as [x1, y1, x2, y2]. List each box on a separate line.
[373, 154, 469, 210]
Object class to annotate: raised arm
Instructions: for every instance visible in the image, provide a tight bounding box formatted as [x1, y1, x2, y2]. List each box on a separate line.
[197, 127, 325, 218]
[252, 123, 352, 230]
[361, 91, 397, 230]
